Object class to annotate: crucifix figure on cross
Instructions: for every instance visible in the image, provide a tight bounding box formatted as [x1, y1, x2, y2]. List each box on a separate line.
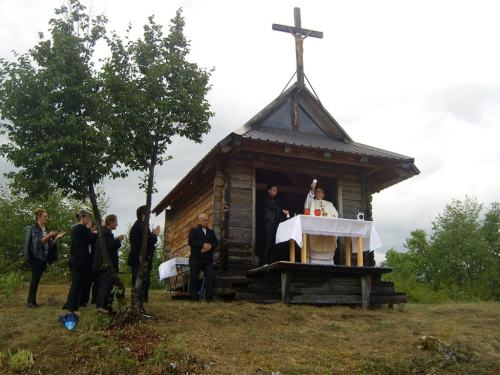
[272, 8, 323, 91]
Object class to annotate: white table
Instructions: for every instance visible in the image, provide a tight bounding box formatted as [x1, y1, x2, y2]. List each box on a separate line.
[159, 257, 189, 280]
[275, 215, 382, 266]
[159, 258, 190, 293]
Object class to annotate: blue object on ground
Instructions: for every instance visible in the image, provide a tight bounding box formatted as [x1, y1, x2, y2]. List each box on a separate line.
[199, 277, 206, 300]
[58, 312, 79, 330]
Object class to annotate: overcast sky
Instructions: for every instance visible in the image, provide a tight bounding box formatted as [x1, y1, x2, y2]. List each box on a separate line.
[1, 0, 499, 264]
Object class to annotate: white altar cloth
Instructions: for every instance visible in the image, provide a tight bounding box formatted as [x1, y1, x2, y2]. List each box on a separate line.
[276, 215, 382, 253]
[159, 257, 189, 280]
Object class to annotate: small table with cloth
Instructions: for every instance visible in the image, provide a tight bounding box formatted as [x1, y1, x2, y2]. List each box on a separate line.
[159, 258, 190, 293]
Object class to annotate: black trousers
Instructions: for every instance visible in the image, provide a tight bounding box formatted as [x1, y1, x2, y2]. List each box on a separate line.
[79, 270, 99, 306]
[131, 260, 153, 306]
[27, 257, 47, 305]
[96, 270, 114, 311]
[66, 268, 90, 312]
[189, 257, 216, 302]
[264, 221, 279, 265]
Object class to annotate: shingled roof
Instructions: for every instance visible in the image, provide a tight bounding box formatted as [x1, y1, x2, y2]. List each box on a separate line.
[153, 83, 419, 215]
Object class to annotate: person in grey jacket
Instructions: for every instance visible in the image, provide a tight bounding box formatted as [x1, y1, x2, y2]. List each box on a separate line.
[24, 208, 65, 308]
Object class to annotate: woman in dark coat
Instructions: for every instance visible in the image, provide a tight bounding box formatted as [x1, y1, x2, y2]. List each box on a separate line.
[64, 210, 96, 313]
[24, 208, 65, 308]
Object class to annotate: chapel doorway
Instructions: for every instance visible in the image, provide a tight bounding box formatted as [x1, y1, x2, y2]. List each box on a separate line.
[254, 168, 337, 265]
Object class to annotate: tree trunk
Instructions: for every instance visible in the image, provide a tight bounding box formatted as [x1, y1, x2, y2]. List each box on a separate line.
[133, 140, 159, 310]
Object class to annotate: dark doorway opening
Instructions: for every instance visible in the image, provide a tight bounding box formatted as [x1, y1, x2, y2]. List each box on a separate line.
[254, 168, 337, 265]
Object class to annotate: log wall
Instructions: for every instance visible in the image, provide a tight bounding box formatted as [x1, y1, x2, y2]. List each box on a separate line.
[222, 164, 253, 246]
[163, 169, 216, 259]
[162, 150, 376, 266]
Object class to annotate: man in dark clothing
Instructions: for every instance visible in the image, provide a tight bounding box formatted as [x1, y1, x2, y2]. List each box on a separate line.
[188, 213, 218, 302]
[93, 214, 124, 314]
[262, 184, 289, 265]
[79, 222, 99, 307]
[65, 210, 97, 313]
[127, 205, 161, 309]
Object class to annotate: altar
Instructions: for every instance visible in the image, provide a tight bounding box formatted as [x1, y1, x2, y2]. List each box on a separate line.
[275, 215, 382, 266]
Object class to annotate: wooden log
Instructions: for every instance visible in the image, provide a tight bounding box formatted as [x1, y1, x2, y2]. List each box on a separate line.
[230, 179, 253, 189]
[234, 292, 280, 303]
[281, 271, 291, 304]
[369, 293, 408, 305]
[289, 294, 362, 304]
[290, 285, 362, 295]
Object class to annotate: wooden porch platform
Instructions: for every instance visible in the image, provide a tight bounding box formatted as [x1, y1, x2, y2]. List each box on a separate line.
[220, 261, 406, 309]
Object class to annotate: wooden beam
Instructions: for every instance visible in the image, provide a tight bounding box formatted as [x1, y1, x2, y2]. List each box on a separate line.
[272, 24, 323, 39]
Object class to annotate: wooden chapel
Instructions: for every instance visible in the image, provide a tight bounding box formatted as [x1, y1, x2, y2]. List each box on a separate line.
[152, 8, 419, 305]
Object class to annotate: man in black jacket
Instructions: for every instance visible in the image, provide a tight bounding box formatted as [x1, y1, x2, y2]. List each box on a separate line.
[93, 214, 124, 314]
[188, 213, 218, 302]
[263, 184, 289, 265]
[128, 205, 161, 309]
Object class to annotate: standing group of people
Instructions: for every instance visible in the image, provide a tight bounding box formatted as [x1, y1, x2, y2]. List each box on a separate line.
[23, 182, 333, 308]
[263, 180, 339, 265]
[24, 205, 160, 314]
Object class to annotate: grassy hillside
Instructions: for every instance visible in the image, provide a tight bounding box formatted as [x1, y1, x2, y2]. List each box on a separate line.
[1, 279, 499, 374]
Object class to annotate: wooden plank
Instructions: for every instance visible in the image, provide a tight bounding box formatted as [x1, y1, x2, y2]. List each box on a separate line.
[272, 23, 323, 38]
[369, 293, 408, 304]
[370, 286, 399, 294]
[231, 179, 253, 189]
[230, 171, 253, 182]
[228, 218, 252, 228]
[249, 281, 280, 293]
[290, 294, 362, 304]
[226, 163, 253, 172]
[289, 276, 361, 286]
[234, 292, 280, 303]
[342, 192, 362, 201]
[229, 194, 252, 205]
[231, 153, 363, 179]
[281, 271, 291, 304]
[229, 210, 252, 219]
[361, 274, 372, 310]
[290, 285, 361, 295]
[227, 203, 252, 213]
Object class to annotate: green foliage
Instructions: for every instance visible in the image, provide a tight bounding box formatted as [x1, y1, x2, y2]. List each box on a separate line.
[0, 0, 127, 294]
[100, 9, 213, 306]
[0, 0, 120, 202]
[383, 196, 500, 302]
[117, 225, 132, 287]
[101, 11, 214, 178]
[7, 348, 34, 372]
[0, 272, 24, 303]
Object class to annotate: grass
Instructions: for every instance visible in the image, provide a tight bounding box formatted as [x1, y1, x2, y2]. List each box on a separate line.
[0, 279, 499, 374]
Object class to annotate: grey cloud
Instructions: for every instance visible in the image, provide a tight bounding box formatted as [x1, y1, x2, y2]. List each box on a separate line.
[425, 84, 500, 127]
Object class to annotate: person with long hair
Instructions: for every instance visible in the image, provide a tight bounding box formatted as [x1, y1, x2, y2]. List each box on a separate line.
[64, 210, 96, 313]
[23, 208, 65, 308]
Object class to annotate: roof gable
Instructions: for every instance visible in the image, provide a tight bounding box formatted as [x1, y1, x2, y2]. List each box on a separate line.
[152, 83, 419, 215]
[236, 83, 352, 142]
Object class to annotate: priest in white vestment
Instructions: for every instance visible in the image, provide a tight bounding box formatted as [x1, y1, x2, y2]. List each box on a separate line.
[304, 183, 339, 265]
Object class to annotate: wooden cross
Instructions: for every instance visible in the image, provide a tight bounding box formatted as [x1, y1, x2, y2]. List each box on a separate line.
[272, 8, 323, 90]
